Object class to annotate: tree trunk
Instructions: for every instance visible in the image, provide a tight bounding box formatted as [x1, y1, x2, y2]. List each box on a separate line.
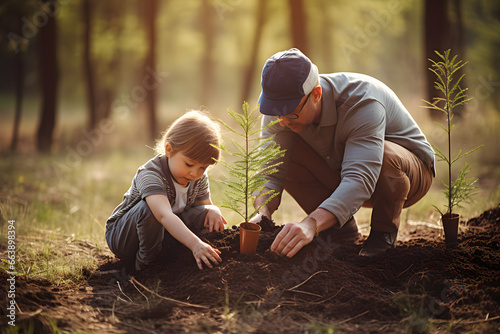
[144, 0, 159, 140]
[319, 0, 333, 68]
[424, 0, 451, 120]
[11, 18, 24, 152]
[82, 0, 97, 130]
[240, 0, 266, 104]
[288, 0, 309, 54]
[36, 1, 58, 152]
[200, 0, 215, 107]
[98, 1, 124, 121]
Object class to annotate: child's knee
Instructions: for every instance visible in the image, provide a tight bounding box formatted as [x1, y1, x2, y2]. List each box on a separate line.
[180, 205, 210, 234]
[136, 200, 157, 221]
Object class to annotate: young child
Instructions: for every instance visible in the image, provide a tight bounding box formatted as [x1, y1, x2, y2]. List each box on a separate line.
[106, 110, 226, 271]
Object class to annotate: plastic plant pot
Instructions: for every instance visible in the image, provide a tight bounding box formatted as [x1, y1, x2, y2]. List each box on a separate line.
[240, 222, 261, 254]
[442, 213, 459, 245]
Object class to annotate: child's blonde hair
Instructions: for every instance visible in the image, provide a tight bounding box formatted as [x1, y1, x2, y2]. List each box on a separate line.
[155, 110, 221, 165]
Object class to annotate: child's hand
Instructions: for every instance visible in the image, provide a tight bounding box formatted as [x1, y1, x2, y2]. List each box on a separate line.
[192, 241, 222, 270]
[204, 206, 227, 232]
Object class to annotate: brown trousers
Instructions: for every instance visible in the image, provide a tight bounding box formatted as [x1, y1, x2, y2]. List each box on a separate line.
[284, 137, 433, 232]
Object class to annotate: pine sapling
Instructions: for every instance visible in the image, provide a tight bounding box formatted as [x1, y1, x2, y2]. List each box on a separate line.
[422, 49, 483, 217]
[214, 102, 286, 225]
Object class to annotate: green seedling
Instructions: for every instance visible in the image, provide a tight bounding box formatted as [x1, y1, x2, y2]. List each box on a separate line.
[422, 49, 483, 217]
[214, 102, 286, 224]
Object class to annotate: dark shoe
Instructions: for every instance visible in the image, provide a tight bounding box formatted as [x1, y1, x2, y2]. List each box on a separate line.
[135, 256, 162, 272]
[359, 230, 398, 257]
[318, 216, 361, 244]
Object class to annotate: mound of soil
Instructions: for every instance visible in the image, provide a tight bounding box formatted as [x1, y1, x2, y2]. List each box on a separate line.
[1, 206, 500, 333]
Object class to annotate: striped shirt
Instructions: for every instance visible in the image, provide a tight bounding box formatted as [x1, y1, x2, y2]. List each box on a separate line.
[105, 154, 210, 231]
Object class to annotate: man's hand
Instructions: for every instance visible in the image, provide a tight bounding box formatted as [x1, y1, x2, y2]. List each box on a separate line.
[251, 187, 280, 222]
[249, 212, 267, 224]
[191, 240, 222, 270]
[270, 218, 317, 257]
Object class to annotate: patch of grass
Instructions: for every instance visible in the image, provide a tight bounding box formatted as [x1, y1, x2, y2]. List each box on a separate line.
[393, 292, 435, 333]
[215, 285, 264, 333]
[2, 316, 69, 334]
[3, 319, 36, 334]
[306, 322, 336, 334]
[0, 147, 152, 241]
[11, 230, 101, 285]
[0, 196, 28, 238]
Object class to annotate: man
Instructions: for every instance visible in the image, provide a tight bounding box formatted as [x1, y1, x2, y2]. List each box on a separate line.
[250, 48, 435, 257]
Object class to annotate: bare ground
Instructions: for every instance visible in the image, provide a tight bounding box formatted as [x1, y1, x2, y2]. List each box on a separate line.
[1, 205, 499, 333]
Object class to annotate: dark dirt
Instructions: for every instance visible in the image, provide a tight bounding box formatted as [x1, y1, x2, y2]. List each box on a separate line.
[1, 205, 500, 333]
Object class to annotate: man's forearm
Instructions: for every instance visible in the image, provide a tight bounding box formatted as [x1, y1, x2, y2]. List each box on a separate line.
[301, 208, 338, 233]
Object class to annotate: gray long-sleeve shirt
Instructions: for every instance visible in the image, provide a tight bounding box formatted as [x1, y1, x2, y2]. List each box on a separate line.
[260, 72, 435, 226]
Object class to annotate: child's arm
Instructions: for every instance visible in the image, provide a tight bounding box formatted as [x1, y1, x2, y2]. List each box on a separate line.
[145, 194, 222, 270]
[196, 198, 227, 232]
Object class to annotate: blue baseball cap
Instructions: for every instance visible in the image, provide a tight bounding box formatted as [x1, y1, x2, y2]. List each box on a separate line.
[258, 48, 319, 116]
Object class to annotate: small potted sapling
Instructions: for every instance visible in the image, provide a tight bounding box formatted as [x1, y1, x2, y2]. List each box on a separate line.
[214, 102, 285, 254]
[422, 49, 483, 245]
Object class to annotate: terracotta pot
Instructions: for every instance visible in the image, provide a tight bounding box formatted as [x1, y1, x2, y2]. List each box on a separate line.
[240, 222, 261, 254]
[442, 213, 459, 245]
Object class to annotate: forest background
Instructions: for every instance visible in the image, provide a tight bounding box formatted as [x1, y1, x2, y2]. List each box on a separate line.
[0, 0, 499, 243]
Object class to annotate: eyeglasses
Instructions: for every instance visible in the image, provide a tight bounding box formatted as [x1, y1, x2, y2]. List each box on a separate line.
[278, 92, 311, 120]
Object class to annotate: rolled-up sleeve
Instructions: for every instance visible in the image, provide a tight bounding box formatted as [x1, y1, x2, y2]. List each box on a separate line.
[319, 101, 386, 225]
[136, 170, 168, 199]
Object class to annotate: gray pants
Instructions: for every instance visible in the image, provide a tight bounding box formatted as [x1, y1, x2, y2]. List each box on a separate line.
[106, 200, 210, 266]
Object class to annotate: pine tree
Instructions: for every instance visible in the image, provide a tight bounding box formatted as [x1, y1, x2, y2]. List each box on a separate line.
[422, 49, 482, 217]
[215, 102, 286, 224]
